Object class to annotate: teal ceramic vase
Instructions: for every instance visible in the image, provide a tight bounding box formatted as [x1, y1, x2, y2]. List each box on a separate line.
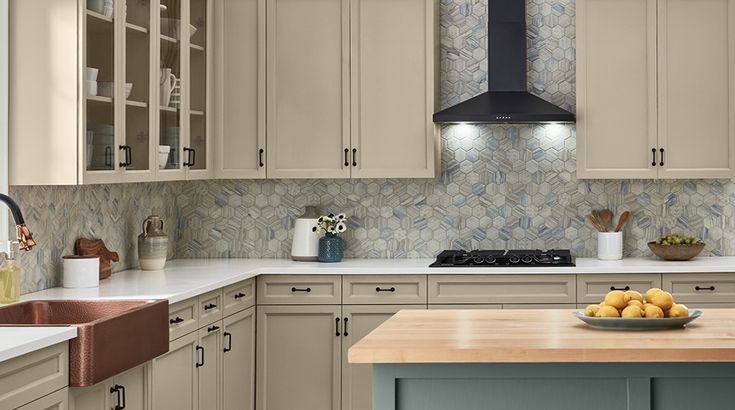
[318, 233, 343, 263]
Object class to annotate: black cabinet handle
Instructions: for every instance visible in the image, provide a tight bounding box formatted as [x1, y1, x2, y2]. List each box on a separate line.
[111, 384, 125, 410]
[376, 287, 396, 293]
[207, 325, 220, 332]
[234, 292, 246, 299]
[119, 145, 132, 167]
[335, 317, 341, 336]
[259, 148, 265, 167]
[196, 345, 204, 368]
[609, 286, 631, 291]
[184, 147, 196, 167]
[659, 148, 665, 167]
[695, 285, 715, 291]
[223, 331, 232, 352]
[343, 317, 349, 336]
[119, 385, 126, 410]
[203, 303, 217, 311]
[291, 287, 311, 293]
[169, 316, 184, 325]
[352, 148, 357, 167]
[651, 148, 657, 167]
[344, 148, 349, 167]
[105, 146, 113, 167]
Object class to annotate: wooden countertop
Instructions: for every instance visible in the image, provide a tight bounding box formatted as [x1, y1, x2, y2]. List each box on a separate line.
[348, 309, 735, 364]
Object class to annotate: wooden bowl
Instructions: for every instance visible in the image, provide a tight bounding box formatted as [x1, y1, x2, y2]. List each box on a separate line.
[648, 242, 704, 261]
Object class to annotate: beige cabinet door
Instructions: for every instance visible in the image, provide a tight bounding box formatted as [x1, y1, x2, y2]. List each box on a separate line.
[349, 0, 437, 178]
[198, 322, 222, 410]
[214, 0, 266, 178]
[69, 382, 110, 410]
[266, 0, 351, 179]
[341, 305, 425, 410]
[151, 333, 198, 410]
[17, 388, 69, 410]
[113, 363, 149, 410]
[576, 0, 658, 179]
[256, 305, 341, 410]
[223, 308, 256, 410]
[657, 0, 735, 178]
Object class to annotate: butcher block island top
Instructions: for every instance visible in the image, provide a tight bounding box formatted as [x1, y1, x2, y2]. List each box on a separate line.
[348, 309, 735, 364]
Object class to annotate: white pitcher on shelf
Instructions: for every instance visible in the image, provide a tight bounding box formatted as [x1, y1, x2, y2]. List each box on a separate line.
[160, 68, 177, 107]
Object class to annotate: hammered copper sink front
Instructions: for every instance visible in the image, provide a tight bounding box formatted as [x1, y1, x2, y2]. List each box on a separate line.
[0, 299, 169, 386]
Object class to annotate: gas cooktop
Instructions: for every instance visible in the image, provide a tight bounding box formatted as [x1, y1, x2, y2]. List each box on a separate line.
[429, 250, 575, 267]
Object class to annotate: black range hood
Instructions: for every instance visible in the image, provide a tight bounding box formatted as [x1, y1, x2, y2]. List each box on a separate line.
[433, 0, 575, 124]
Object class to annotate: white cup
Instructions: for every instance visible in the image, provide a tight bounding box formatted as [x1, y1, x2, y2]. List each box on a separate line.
[85, 80, 98, 97]
[85, 67, 99, 82]
[597, 232, 623, 260]
[63, 256, 100, 288]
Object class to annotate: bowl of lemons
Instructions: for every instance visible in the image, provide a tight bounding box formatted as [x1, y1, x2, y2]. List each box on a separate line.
[575, 288, 701, 330]
[648, 234, 704, 261]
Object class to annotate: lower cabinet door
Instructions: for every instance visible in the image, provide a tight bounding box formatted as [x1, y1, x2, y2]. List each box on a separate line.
[18, 388, 69, 410]
[112, 363, 149, 410]
[198, 322, 223, 410]
[256, 305, 341, 410]
[69, 381, 110, 410]
[152, 333, 198, 410]
[341, 305, 425, 410]
[223, 307, 256, 410]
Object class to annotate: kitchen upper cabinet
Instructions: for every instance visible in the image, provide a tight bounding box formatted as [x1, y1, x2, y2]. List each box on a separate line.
[214, 0, 266, 179]
[657, 0, 735, 178]
[151, 333, 199, 410]
[576, 0, 658, 179]
[256, 305, 341, 410]
[577, 0, 735, 179]
[223, 307, 256, 410]
[266, 0, 351, 179]
[349, 0, 438, 178]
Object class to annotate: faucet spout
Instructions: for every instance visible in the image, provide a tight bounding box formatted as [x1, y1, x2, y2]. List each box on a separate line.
[0, 193, 35, 251]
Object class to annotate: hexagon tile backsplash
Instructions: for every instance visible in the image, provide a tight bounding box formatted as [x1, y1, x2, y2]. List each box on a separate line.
[8, 0, 735, 294]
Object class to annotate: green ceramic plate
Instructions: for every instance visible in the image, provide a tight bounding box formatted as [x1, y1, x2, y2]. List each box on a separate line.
[573, 309, 702, 330]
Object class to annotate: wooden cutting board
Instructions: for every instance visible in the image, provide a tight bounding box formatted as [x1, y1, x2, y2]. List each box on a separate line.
[74, 238, 119, 280]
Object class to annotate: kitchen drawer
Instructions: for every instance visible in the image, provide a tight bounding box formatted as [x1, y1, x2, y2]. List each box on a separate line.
[257, 275, 341, 304]
[199, 289, 224, 326]
[168, 297, 199, 340]
[223, 278, 256, 317]
[577, 274, 662, 304]
[0, 342, 68, 410]
[343, 275, 426, 304]
[428, 275, 575, 304]
[663, 273, 735, 303]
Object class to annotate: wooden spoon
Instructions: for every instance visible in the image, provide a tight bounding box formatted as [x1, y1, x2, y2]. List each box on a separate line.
[598, 209, 613, 232]
[586, 214, 604, 232]
[592, 210, 604, 232]
[615, 211, 631, 232]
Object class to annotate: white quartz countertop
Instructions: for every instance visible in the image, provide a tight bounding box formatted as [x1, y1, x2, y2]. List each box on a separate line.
[0, 327, 77, 362]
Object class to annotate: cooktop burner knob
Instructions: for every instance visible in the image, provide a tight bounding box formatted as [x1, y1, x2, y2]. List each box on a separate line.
[472, 256, 485, 264]
[484, 256, 496, 264]
[509, 256, 520, 264]
[521, 256, 533, 264]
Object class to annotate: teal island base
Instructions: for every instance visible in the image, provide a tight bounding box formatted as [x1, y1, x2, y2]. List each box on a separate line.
[373, 362, 735, 410]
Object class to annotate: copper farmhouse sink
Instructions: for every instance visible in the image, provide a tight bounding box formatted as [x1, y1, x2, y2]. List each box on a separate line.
[0, 300, 169, 386]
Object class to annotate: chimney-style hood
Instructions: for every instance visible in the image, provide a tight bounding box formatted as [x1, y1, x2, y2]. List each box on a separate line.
[433, 0, 575, 124]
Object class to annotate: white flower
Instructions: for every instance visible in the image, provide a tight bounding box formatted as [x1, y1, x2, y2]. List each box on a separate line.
[336, 222, 347, 233]
[337, 213, 346, 220]
[327, 225, 336, 233]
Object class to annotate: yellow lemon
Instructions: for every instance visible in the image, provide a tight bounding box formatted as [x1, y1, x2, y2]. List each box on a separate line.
[666, 304, 689, 318]
[584, 304, 600, 317]
[604, 290, 630, 309]
[627, 300, 644, 310]
[625, 290, 644, 303]
[643, 304, 664, 318]
[645, 288, 663, 303]
[621, 305, 643, 318]
[596, 305, 621, 318]
[650, 291, 674, 311]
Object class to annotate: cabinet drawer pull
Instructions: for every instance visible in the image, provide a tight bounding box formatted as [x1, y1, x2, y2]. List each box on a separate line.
[344, 148, 349, 167]
[223, 331, 232, 352]
[609, 286, 630, 291]
[651, 148, 657, 166]
[659, 148, 665, 167]
[234, 292, 246, 299]
[259, 148, 265, 167]
[376, 287, 396, 293]
[343, 317, 349, 336]
[695, 285, 716, 291]
[169, 316, 184, 325]
[335, 317, 341, 336]
[203, 303, 217, 311]
[291, 287, 312, 293]
[196, 345, 204, 368]
[207, 325, 220, 332]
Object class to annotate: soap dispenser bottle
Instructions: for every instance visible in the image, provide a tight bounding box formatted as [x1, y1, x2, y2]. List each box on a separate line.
[0, 242, 21, 304]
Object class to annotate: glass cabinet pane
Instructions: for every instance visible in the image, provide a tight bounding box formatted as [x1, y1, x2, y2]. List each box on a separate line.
[85, 8, 116, 172]
[125, 0, 151, 172]
[160, 0, 183, 170]
[189, 0, 207, 170]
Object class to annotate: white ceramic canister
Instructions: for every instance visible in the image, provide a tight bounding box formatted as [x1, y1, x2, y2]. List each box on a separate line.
[291, 206, 321, 261]
[62, 255, 100, 288]
[597, 231, 623, 260]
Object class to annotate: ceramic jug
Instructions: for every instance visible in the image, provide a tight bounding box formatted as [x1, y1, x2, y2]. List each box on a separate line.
[138, 215, 168, 270]
[160, 68, 177, 107]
